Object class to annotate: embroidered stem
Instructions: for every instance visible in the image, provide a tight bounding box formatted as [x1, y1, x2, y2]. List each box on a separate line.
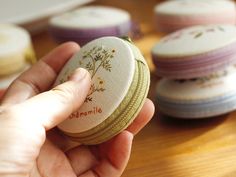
[88, 54, 96, 78]
[92, 53, 110, 78]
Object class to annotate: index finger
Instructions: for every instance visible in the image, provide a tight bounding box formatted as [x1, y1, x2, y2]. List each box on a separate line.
[1, 42, 80, 106]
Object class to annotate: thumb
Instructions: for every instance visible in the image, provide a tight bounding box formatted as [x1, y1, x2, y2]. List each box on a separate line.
[12, 68, 91, 130]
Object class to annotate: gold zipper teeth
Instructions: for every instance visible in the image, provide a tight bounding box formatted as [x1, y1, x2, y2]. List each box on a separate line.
[66, 60, 150, 145]
[89, 62, 150, 144]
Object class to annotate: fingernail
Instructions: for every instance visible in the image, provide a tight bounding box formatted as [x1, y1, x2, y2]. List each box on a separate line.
[69, 68, 88, 82]
[126, 131, 134, 141]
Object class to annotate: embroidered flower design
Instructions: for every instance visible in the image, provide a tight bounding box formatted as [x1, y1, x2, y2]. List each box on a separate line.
[189, 26, 225, 39]
[59, 46, 115, 103]
[163, 26, 225, 43]
[82, 46, 115, 102]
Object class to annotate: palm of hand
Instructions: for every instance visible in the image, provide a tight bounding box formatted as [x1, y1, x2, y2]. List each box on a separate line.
[30, 129, 133, 177]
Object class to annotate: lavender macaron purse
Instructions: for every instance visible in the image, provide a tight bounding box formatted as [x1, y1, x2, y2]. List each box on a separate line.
[156, 66, 236, 118]
[154, 0, 236, 33]
[152, 24, 236, 79]
[49, 6, 132, 46]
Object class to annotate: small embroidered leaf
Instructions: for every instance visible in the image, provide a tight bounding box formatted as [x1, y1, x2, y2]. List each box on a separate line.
[102, 60, 112, 71]
[59, 78, 65, 84]
[194, 32, 203, 38]
[92, 46, 96, 51]
[79, 61, 83, 65]
[85, 97, 93, 102]
[102, 49, 108, 55]
[85, 62, 93, 71]
[94, 87, 105, 92]
[94, 53, 102, 61]
[100, 88, 105, 92]
[218, 26, 225, 32]
[90, 84, 95, 92]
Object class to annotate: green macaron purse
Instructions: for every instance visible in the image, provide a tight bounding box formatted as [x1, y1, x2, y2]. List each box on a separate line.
[54, 36, 150, 145]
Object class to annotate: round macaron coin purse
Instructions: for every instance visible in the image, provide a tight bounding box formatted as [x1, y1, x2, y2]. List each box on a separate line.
[0, 24, 35, 98]
[54, 36, 150, 145]
[156, 66, 236, 119]
[152, 24, 236, 79]
[49, 6, 132, 46]
[154, 0, 236, 33]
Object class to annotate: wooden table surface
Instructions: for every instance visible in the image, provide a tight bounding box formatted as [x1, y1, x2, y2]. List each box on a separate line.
[31, 1, 236, 177]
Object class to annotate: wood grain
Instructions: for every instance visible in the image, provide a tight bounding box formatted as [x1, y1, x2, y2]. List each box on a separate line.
[31, 1, 236, 176]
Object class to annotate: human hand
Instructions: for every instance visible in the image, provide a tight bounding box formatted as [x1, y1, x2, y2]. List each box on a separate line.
[0, 42, 154, 177]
